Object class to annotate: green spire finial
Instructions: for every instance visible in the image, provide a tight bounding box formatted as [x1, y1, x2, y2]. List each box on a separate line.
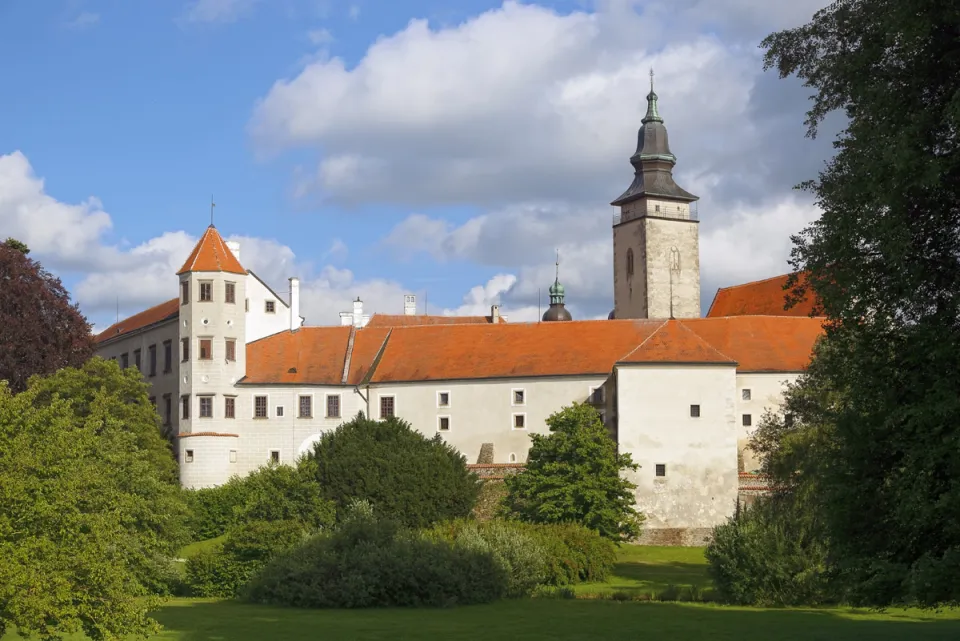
[642, 67, 663, 124]
[549, 249, 565, 303]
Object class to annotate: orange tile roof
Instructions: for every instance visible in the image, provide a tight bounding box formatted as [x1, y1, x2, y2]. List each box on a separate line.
[95, 297, 180, 344]
[365, 313, 505, 328]
[707, 272, 820, 318]
[241, 327, 354, 385]
[176, 225, 246, 275]
[684, 316, 825, 372]
[621, 320, 735, 365]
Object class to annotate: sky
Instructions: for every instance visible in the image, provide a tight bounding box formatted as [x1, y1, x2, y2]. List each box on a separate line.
[0, 0, 840, 332]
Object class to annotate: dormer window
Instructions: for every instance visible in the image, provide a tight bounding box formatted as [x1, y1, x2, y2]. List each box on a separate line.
[199, 281, 213, 302]
[265, 300, 276, 313]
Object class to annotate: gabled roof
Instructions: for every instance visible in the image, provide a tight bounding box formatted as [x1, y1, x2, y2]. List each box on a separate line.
[365, 313, 506, 328]
[176, 225, 246, 276]
[683, 316, 825, 372]
[620, 320, 735, 365]
[707, 272, 820, 318]
[95, 297, 179, 344]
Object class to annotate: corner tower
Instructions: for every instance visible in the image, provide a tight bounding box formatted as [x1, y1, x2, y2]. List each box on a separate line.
[175, 225, 248, 446]
[611, 72, 700, 320]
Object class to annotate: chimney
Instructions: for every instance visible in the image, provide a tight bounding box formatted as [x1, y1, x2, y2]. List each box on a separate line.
[491, 304, 501, 323]
[404, 294, 417, 316]
[339, 312, 353, 326]
[225, 240, 241, 263]
[288, 277, 301, 331]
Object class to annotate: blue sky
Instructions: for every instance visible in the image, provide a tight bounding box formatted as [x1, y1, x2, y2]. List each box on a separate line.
[0, 0, 835, 331]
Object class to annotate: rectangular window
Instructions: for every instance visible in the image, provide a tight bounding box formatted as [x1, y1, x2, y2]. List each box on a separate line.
[270, 450, 280, 464]
[184, 449, 194, 463]
[181, 281, 189, 305]
[163, 340, 172, 373]
[181, 338, 190, 362]
[225, 282, 236, 304]
[229, 449, 237, 463]
[134, 349, 142, 371]
[199, 396, 213, 418]
[199, 281, 213, 302]
[225, 339, 236, 362]
[254, 396, 268, 418]
[225, 397, 236, 419]
[265, 300, 276, 313]
[199, 338, 212, 360]
[245, 298, 250, 312]
[181, 395, 190, 420]
[380, 396, 395, 419]
[276, 405, 284, 418]
[148, 344, 157, 376]
[590, 386, 605, 404]
[437, 391, 450, 407]
[690, 404, 701, 418]
[120, 352, 129, 369]
[299, 395, 312, 418]
[327, 395, 341, 418]
[163, 395, 172, 426]
[742, 389, 752, 401]
[513, 413, 526, 429]
[513, 389, 525, 405]
[742, 414, 752, 427]
[438, 416, 450, 431]
[656, 464, 666, 477]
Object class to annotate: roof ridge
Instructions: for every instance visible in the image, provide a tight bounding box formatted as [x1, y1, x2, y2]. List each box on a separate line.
[715, 271, 796, 292]
[618, 320, 669, 361]
[676, 320, 738, 363]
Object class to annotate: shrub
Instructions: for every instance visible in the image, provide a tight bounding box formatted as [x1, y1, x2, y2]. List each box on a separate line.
[303, 413, 482, 528]
[184, 519, 307, 597]
[245, 506, 506, 608]
[705, 495, 831, 606]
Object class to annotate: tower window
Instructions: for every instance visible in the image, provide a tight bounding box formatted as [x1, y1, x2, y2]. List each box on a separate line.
[181, 338, 190, 362]
[225, 397, 236, 419]
[265, 300, 276, 313]
[181, 395, 190, 420]
[742, 389, 752, 401]
[229, 450, 237, 463]
[225, 282, 236, 304]
[654, 204, 661, 213]
[299, 395, 312, 418]
[626, 248, 634, 278]
[199, 281, 213, 302]
[181, 281, 189, 305]
[199, 396, 213, 418]
[184, 449, 194, 463]
[199, 338, 212, 360]
[276, 405, 284, 418]
[690, 404, 700, 418]
[225, 339, 236, 362]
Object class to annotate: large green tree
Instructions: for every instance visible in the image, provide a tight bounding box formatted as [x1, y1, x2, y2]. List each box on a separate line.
[0, 358, 189, 640]
[503, 403, 642, 541]
[760, 0, 960, 605]
[0, 239, 95, 393]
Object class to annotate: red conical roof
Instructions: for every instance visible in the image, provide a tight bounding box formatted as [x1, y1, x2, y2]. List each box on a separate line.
[176, 225, 246, 275]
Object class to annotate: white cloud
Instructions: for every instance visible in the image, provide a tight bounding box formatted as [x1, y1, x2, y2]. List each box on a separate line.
[182, 0, 260, 23]
[307, 27, 334, 45]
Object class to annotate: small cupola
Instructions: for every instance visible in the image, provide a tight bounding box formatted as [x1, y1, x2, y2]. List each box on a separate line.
[542, 250, 573, 322]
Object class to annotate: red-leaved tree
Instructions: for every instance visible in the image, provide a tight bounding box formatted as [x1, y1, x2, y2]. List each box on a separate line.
[0, 238, 95, 392]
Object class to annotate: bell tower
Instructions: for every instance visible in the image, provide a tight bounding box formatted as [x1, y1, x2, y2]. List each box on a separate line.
[611, 71, 701, 320]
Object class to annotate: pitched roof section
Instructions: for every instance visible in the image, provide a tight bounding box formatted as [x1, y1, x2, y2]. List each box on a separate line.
[95, 297, 179, 344]
[684, 316, 825, 372]
[365, 314, 505, 328]
[707, 272, 820, 318]
[241, 327, 353, 385]
[620, 320, 736, 365]
[176, 225, 246, 276]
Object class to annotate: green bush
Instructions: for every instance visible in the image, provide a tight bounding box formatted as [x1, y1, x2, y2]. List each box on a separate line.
[184, 519, 307, 597]
[245, 506, 506, 608]
[705, 496, 832, 606]
[303, 413, 482, 528]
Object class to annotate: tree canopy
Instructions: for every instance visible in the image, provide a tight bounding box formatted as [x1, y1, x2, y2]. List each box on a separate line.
[0, 358, 188, 640]
[503, 403, 642, 541]
[0, 240, 94, 393]
[757, 0, 960, 605]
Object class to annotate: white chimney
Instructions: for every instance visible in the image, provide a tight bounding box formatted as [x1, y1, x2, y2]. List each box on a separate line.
[404, 294, 417, 316]
[225, 240, 241, 263]
[491, 304, 501, 323]
[353, 297, 363, 321]
[339, 312, 353, 326]
[288, 277, 301, 331]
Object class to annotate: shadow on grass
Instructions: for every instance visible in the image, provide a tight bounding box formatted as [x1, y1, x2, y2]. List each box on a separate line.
[152, 598, 960, 641]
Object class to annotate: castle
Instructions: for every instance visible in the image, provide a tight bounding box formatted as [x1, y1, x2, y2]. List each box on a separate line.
[95, 83, 823, 543]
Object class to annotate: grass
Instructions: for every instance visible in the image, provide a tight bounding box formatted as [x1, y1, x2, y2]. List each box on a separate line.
[177, 536, 226, 560]
[4, 546, 960, 640]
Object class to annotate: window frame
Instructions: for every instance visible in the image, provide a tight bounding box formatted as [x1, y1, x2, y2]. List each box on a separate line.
[198, 280, 213, 302]
[198, 395, 213, 419]
[690, 404, 701, 418]
[198, 337, 213, 361]
[180, 281, 189, 305]
[742, 414, 752, 427]
[379, 395, 396, 420]
[741, 388, 752, 401]
[163, 394, 172, 426]
[512, 412, 527, 430]
[326, 394, 341, 419]
[224, 396, 236, 419]
[225, 338, 236, 362]
[437, 415, 451, 432]
[225, 281, 236, 304]
[655, 463, 667, 477]
[511, 388, 526, 407]
[181, 338, 190, 362]
[298, 394, 313, 419]
[265, 300, 276, 314]
[163, 340, 172, 373]
[437, 390, 451, 408]
[184, 449, 194, 463]
[253, 395, 268, 419]
[148, 344, 157, 377]
[269, 450, 280, 464]
[181, 394, 190, 420]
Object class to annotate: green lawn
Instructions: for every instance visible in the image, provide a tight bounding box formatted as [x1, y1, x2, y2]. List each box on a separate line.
[5, 546, 960, 640]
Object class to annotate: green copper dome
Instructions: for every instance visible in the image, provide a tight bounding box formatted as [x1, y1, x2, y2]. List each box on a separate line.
[542, 251, 573, 322]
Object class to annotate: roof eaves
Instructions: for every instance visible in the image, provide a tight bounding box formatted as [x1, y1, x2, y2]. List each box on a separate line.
[96, 314, 179, 346]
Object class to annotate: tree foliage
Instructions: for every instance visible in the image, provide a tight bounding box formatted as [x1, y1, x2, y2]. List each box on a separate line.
[0, 240, 94, 393]
[502, 403, 642, 541]
[0, 358, 189, 640]
[757, 0, 960, 605]
[303, 413, 482, 528]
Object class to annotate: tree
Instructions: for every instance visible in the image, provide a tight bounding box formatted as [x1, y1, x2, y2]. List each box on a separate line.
[0, 358, 189, 640]
[502, 403, 642, 541]
[760, 0, 960, 605]
[303, 413, 482, 528]
[0, 241, 94, 393]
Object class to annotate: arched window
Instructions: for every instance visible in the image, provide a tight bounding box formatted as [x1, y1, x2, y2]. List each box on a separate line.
[626, 248, 634, 278]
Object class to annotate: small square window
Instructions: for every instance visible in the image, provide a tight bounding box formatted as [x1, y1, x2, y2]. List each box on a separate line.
[199, 338, 212, 360]
[513, 413, 526, 429]
[254, 395, 268, 418]
[265, 300, 276, 313]
[742, 414, 752, 427]
[276, 405, 284, 418]
[438, 416, 450, 431]
[299, 395, 312, 418]
[199, 396, 213, 418]
[199, 281, 213, 302]
[742, 389, 752, 401]
[654, 204, 661, 213]
[225, 282, 236, 304]
[184, 449, 194, 463]
[513, 389, 525, 405]
[181, 281, 189, 305]
[438, 391, 450, 407]
[380, 396, 395, 419]
[225, 397, 236, 419]
[225, 339, 236, 362]
[655, 463, 666, 477]
[690, 404, 701, 418]
[270, 450, 280, 464]
[229, 449, 237, 463]
[327, 395, 341, 418]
